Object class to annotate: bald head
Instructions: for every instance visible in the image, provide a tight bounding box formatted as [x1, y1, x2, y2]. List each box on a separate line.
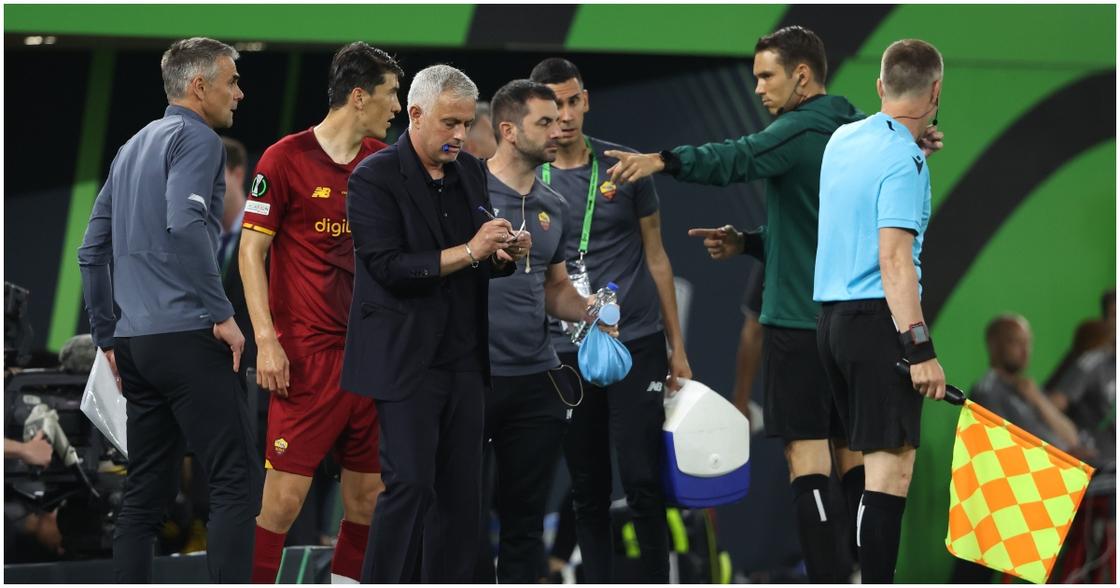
[985, 314, 1032, 374]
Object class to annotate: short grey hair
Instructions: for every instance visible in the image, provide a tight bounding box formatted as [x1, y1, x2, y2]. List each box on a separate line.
[879, 39, 943, 99]
[161, 37, 239, 101]
[407, 64, 478, 125]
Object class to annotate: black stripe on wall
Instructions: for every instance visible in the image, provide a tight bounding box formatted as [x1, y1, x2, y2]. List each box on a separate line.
[775, 4, 896, 84]
[466, 4, 578, 50]
[923, 70, 1116, 322]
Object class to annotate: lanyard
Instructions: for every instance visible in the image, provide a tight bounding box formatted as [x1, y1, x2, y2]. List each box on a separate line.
[541, 137, 597, 257]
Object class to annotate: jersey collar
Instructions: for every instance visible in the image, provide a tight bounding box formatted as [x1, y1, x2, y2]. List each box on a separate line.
[877, 112, 917, 143]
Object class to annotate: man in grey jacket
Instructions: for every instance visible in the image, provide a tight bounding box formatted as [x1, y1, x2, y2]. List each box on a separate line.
[78, 37, 261, 583]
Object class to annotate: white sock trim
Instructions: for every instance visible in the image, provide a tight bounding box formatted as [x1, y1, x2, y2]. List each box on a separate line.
[330, 572, 359, 584]
[856, 496, 866, 548]
[813, 488, 828, 522]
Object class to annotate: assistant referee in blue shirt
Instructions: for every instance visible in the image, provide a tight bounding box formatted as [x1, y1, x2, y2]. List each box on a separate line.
[813, 39, 946, 583]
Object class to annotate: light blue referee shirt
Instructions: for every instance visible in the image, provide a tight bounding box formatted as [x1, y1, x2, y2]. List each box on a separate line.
[813, 112, 931, 302]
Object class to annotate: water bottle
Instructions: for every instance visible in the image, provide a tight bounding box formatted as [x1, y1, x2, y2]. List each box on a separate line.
[560, 258, 593, 338]
[571, 282, 620, 345]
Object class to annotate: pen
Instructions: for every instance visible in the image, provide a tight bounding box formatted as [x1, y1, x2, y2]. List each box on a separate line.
[478, 206, 526, 239]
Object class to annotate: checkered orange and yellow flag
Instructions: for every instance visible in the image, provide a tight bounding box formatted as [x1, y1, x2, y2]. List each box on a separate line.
[946, 398, 1095, 583]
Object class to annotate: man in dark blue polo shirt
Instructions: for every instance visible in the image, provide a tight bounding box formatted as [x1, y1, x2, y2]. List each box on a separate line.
[814, 39, 947, 583]
[78, 37, 261, 582]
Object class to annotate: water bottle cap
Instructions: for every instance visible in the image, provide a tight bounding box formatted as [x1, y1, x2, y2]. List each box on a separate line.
[606, 282, 619, 292]
[598, 303, 621, 326]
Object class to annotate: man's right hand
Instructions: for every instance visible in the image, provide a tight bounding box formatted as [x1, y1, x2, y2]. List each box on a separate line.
[604, 151, 665, 185]
[687, 225, 744, 260]
[909, 358, 946, 400]
[213, 317, 245, 374]
[469, 218, 516, 259]
[255, 335, 290, 398]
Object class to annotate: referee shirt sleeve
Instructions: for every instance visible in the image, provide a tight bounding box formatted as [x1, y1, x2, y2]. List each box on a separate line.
[165, 126, 235, 323]
[876, 152, 925, 234]
[670, 117, 800, 186]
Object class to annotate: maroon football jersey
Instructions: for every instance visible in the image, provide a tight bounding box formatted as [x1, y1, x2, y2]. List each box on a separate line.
[243, 128, 386, 360]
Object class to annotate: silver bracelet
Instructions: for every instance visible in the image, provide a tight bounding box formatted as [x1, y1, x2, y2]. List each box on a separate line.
[464, 243, 480, 268]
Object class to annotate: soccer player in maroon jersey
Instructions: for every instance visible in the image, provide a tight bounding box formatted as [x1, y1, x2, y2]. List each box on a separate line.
[239, 42, 403, 584]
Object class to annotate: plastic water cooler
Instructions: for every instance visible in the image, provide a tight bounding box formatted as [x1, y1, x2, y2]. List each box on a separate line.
[662, 379, 751, 507]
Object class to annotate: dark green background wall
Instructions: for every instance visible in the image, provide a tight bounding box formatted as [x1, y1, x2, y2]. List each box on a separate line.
[5, 4, 1115, 582]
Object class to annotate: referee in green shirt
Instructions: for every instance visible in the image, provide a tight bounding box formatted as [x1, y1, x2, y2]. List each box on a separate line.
[608, 26, 942, 581]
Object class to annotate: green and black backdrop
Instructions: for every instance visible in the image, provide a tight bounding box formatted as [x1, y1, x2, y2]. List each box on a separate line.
[5, 4, 1114, 582]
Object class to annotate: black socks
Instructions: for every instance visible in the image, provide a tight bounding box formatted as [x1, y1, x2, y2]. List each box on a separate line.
[841, 466, 866, 561]
[792, 474, 839, 582]
[857, 490, 907, 583]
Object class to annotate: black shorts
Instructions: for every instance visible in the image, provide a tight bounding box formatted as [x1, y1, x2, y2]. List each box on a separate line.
[761, 325, 844, 441]
[816, 299, 923, 452]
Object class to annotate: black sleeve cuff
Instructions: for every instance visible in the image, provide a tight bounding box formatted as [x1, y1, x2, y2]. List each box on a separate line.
[659, 150, 682, 176]
[741, 229, 765, 261]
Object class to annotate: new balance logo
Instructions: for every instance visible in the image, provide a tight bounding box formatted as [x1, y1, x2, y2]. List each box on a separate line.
[646, 381, 664, 393]
[311, 186, 331, 199]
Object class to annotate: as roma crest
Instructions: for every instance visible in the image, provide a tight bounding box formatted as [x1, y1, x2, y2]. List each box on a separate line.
[599, 180, 617, 201]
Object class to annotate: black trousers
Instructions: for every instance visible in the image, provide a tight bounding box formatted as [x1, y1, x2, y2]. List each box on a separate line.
[362, 369, 485, 583]
[113, 329, 262, 582]
[478, 369, 573, 583]
[558, 331, 670, 583]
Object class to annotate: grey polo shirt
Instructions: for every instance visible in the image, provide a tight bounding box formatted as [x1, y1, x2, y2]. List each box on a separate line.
[486, 170, 572, 376]
[78, 105, 234, 348]
[538, 136, 663, 354]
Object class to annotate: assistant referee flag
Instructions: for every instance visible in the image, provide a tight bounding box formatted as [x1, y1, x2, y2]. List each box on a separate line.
[945, 398, 1095, 583]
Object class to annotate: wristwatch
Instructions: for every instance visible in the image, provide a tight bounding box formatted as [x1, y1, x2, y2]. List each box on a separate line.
[902, 322, 931, 345]
[898, 322, 936, 363]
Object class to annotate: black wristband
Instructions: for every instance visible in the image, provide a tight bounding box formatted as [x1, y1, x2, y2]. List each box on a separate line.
[740, 229, 765, 261]
[659, 150, 682, 176]
[898, 332, 937, 363]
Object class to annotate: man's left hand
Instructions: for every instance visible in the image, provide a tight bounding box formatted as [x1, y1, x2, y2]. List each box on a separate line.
[19, 431, 54, 467]
[919, 125, 944, 157]
[497, 230, 532, 262]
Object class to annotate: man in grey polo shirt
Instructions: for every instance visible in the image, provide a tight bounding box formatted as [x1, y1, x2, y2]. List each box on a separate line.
[479, 79, 600, 582]
[530, 57, 691, 582]
[78, 37, 261, 583]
